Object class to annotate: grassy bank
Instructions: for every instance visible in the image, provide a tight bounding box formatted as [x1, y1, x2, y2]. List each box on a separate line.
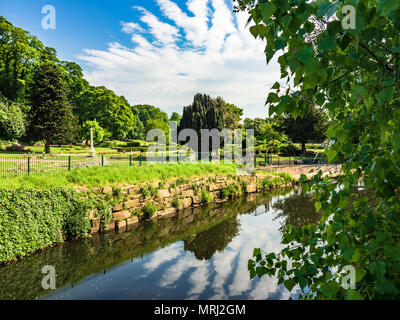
[0, 163, 239, 189]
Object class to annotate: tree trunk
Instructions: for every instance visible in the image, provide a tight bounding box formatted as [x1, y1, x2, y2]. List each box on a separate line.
[44, 140, 51, 154]
[301, 141, 306, 153]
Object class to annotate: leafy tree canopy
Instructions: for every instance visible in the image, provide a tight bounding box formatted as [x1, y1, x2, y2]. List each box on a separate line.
[81, 120, 105, 145]
[279, 104, 329, 151]
[170, 112, 182, 126]
[0, 16, 57, 102]
[28, 62, 78, 153]
[236, 0, 400, 299]
[0, 94, 25, 141]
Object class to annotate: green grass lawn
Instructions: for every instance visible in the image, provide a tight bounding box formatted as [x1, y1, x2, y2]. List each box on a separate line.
[0, 163, 240, 189]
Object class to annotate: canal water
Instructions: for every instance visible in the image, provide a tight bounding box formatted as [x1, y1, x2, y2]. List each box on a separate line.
[0, 188, 320, 300]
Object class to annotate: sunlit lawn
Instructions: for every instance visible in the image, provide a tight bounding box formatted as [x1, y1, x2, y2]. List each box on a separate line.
[0, 163, 240, 189]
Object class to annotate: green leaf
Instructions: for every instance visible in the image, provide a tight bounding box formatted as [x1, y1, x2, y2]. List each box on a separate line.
[325, 149, 337, 162]
[356, 267, 366, 282]
[253, 248, 261, 257]
[249, 25, 260, 38]
[258, 1, 277, 22]
[376, 278, 399, 295]
[271, 82, 280, 90]
[379, 0, 400, 17]
[284, 278, 295, 291]
[295, 47, 313, 65]
[317, 1, 339, 18]
[369, 261, 386, 280]
[318, 36, 337, 51]
[346, 289, 364, 300]
[351, 249, 360, 263]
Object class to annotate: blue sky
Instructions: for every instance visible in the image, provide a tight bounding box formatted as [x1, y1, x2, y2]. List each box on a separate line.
[0, 0, 281, 118]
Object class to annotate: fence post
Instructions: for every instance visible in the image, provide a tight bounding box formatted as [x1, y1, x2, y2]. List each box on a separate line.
[27, 157, 30, 175]
[101, 155, 104, 167]
[68, 156, 71, 171]
[140, 152, 142, 166]
[278, 157, 280, 166]
[130, 154, 132, 167]
[264, 154, 267, 166]
[209, 151, 212, 162]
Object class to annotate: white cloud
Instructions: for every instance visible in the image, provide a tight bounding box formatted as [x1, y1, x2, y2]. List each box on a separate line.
[78, 0, 281, 118]
[121, 22, 144, 34]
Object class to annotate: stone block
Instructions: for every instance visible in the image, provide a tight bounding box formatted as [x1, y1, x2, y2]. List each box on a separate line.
[115, 220, 127, 231]
[104, 220, 116, 231]
[181, 189, 195, 197]
[112, 203, 124, 212]
[113, 210, 131, 220]
[180, 184, 191, 191]
[246, 183, 257, 193]
[90, 218, 100, 233]
[192, 195, 202, 204]
[124, 199, 140, 209]
[127, 216, 139, 226]
[169, 188, 178, 197]
[102, 187, 113, 195]
[181, 197, 192, 209]
[158, 189, 170, 198]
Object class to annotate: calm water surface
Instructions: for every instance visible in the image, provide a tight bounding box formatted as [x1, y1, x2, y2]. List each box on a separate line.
[0, 188, 319, 300]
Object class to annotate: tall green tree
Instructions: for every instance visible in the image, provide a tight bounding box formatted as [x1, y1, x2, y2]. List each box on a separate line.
[81, 120, 105, 144]
[281, 104, 329, 152]
[214, 96, 243, 130]
[75, 86, 140, 140]
[238, 0, 400, 300]
[179, 93, 224, 151]
[0, 94, 25, 141]
[170, 112, 182, 126]
[145, 118, 170, 141]
[28, 62, 77, 153]
[179, 93, 243, 151]
[132, 104, 169, 129]
[244, 118, 268, 140]
[0, 16, 57, 102]
[258, 121, 287, 146]
[180, 94, 243, 133]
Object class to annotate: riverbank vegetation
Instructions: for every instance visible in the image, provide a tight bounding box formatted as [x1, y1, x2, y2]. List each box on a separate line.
[0, 165, 295, 265]
[0, 188, 91, 264]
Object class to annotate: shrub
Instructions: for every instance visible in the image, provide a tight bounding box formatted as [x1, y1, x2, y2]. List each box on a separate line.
[172, 197, 180, 209]
[278, 144, 301, 156]
[131, 209, 141, 217]
[112, 187, 123, 198]
[81, 120, 105, 144]
[201, 190, 213, 203]
[139, 185, 158, 198]
[142, 202, 157, 219]
[126, 141, 141, 147]
[220, 183, 242, 199]
[275, 172, 294, 184]
[0, 188, 91, 264]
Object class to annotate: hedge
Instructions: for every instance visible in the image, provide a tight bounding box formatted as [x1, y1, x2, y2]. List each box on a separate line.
[0, 188, 91, 264]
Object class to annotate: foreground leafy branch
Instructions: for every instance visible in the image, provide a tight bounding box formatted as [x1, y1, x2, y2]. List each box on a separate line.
[236, 0, 400, 299]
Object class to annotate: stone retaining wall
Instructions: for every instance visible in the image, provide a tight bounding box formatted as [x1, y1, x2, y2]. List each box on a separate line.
[258, 164, 342, 180]
[81, 164, 341, 234]
[82, 172, 296, 234]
